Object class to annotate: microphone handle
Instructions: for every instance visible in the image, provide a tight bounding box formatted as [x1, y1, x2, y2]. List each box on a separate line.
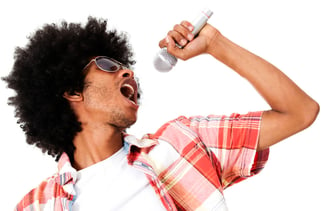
[154, 9, 213, 72]
[191, 9, 213, 36]
[176, 9, 213, 49]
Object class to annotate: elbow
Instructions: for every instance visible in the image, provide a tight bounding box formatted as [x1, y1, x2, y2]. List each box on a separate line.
[301, 99, 320, 129]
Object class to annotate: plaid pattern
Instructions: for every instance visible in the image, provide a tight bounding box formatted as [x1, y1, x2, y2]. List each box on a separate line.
[15, 112, 269, 211]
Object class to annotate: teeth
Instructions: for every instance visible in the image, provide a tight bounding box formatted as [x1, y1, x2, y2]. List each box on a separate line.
[122, 84, 134, 96]
[121, 84, 135, 100]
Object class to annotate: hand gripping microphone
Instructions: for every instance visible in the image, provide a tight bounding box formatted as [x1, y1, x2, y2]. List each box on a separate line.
[153, 9, 213, 72]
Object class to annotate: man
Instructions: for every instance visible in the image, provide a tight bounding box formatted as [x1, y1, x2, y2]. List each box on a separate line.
[3, 16, 319, 211]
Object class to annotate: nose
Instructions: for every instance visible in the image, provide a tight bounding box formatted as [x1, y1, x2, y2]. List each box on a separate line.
[118, 68, 134, 79]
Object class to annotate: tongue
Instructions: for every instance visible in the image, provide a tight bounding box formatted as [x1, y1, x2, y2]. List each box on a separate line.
[121, 86, 133, 99]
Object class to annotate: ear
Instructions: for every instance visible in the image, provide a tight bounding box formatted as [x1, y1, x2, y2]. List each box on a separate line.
[63, 91, 83, 102]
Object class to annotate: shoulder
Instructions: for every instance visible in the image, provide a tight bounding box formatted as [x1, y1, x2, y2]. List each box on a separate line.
[15, 174, 62, 210]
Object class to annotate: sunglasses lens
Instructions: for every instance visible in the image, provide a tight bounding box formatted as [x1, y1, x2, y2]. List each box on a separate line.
[96, 57, 119, 72]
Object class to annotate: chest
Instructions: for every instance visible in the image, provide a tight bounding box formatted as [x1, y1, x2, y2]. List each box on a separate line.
[72, 150, 166, 211]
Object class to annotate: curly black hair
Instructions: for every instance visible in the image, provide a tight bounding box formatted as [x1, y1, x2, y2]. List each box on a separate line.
[2, 17, 136, 162]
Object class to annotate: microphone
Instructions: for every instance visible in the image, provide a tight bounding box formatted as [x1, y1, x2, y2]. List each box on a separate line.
[154, 9, 213, 72]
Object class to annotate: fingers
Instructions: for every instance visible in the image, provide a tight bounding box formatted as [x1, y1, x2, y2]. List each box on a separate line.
[171, 22, 194, 46]
[159, 21, 194, 48]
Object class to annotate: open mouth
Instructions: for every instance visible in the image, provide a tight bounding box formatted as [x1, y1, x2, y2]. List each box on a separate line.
[120, 81, 137, 105]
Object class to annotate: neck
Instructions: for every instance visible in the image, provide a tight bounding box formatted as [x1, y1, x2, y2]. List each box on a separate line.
[72, 122, 124, 170]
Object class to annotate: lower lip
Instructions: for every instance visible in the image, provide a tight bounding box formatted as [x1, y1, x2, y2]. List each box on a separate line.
[123, 96, 139, 110]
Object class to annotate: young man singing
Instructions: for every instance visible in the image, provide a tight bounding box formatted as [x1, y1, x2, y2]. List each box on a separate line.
[3, 16, 319, 210]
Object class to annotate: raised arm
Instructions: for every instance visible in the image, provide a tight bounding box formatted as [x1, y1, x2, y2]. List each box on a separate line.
[159, 21, 319, 151]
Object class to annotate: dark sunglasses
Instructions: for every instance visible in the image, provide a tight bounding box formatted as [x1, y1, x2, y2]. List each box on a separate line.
[83, 56, 129, 72]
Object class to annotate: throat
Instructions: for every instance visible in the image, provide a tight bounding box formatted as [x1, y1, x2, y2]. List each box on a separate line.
[72, 128, 124, 170]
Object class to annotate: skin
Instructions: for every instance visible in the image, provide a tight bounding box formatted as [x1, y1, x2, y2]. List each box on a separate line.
[65, 21, 319, 170]
[64, 65, 138, 170]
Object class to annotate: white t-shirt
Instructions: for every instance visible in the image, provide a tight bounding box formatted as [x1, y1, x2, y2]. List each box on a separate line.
[72, 147, 166, 211]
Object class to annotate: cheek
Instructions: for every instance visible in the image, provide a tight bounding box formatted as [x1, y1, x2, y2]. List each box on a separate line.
[83, 86, 114, 110]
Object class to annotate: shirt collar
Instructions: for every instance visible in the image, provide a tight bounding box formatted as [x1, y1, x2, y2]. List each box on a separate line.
[56, 152, 78, 196]
[123, 133, 158, 153]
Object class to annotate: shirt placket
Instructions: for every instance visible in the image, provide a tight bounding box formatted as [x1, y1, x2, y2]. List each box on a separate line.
[130, 159, 178, 211]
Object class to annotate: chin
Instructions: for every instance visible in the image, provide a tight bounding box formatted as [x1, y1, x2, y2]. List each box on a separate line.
[119, 116, 137, 131]
[110, 108, 138, 130]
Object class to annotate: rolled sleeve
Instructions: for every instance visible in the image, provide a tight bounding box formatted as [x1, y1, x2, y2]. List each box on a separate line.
[188, 111, 269, 189]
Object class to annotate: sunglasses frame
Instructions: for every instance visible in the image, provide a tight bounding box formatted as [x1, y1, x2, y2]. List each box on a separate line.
[83, 56, 128, 73]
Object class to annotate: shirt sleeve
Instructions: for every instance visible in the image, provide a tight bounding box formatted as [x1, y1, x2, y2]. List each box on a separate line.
[187, 111, 269, 189]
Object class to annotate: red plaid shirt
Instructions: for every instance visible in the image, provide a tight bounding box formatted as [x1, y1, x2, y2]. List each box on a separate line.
[15, 112, 269, 211]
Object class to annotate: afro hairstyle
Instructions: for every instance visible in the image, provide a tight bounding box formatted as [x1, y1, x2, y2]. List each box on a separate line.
[2, 16, 136, 162]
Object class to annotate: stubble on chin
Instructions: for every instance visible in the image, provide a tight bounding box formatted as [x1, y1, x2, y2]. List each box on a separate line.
[108, 110, 137, 131]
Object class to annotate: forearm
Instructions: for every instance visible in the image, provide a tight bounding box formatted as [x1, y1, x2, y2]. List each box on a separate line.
[208, 34, 305, 112]
[161, 21, 319, 149]
[208, 33, 319, 149]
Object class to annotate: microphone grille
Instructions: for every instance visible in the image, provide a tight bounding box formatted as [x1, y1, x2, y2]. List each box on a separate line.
[153, 48, 178, 72]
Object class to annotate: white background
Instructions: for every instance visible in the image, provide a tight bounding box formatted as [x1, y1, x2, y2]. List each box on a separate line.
[0, 0, 326, 210]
